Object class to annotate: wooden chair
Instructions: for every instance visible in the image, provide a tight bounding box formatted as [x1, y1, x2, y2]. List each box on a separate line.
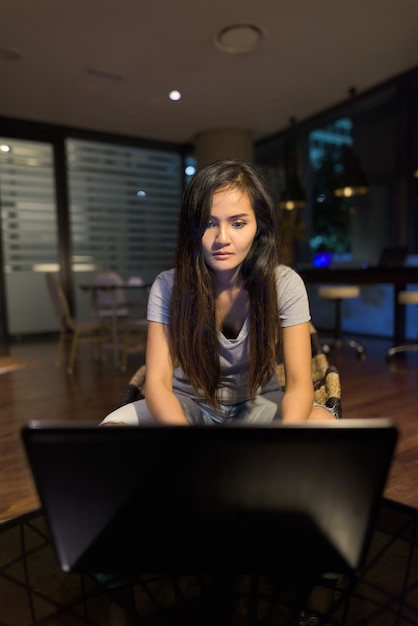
[45, 273, 111, 373]
[91, 270, 130, 319]
[91, 270, 149, 370]
[119, 323, 342, 419]
[121, 319, 148, 371]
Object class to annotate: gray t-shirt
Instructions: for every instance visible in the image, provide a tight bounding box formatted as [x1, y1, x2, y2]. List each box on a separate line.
[147, 265, 310, 405]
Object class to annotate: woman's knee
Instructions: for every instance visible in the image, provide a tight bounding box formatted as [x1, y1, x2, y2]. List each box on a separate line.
[100, 402, 140, 426]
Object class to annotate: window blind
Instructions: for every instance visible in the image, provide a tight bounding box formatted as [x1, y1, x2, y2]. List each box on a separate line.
[0, 139, 58, 273]
[66, 139, 182, 283]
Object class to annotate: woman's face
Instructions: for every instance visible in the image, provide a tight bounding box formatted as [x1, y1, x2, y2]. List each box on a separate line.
[201, 186, 257, 276]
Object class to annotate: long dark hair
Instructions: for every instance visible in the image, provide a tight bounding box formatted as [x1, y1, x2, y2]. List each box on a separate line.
[170, 159, 282, 408]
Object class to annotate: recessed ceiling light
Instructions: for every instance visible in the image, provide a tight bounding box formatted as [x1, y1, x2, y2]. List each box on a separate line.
[214, 24, 263, 54]
[169, 90, 182, 101]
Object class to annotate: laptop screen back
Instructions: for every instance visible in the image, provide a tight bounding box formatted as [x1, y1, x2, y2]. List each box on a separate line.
[22, 420, 397, 576]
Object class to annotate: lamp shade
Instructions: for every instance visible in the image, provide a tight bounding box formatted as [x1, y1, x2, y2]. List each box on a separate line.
[334, 145, 368, 198]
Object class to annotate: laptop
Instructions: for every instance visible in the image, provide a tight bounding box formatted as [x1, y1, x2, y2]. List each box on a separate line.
[21, 420, 397, 576]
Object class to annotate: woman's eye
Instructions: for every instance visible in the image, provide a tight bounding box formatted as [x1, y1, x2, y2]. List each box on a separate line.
[232, 221, 245, 229]
[206, 220, 215, 228]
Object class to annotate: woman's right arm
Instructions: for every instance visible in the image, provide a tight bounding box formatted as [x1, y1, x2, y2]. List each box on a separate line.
[144, 320, 189, 425]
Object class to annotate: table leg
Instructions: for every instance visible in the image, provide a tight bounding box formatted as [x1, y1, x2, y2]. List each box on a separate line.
[394, 284, 406, 343]
[110, 291, 120, 367]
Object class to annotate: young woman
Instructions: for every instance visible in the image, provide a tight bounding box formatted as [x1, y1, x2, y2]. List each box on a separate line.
[101, 160, 335, 425]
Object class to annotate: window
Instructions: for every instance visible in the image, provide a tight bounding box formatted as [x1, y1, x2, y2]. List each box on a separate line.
[66, 139, 182, 316]
[309, 120, 353, 256]
[0, 139, 58, 273]
[0, 138, 59, 334]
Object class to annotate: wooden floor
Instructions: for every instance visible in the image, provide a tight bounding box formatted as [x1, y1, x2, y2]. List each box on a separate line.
[1, 331, 418, 526]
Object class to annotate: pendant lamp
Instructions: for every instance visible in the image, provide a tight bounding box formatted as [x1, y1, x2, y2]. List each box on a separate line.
[333, 144, 369, 198]
[279, 117, 307, 211]
[333, 88, 369, 198]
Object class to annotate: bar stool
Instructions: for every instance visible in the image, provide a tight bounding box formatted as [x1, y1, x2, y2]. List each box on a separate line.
[387, 290, 418, 359]
[318, 285, 366, 358]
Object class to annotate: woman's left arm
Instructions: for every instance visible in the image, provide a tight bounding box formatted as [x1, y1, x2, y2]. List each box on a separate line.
[281, 321, 335, 422]
[280, 322, 314, 422]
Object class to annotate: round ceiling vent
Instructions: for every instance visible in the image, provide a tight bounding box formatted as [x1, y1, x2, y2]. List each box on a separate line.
[214, 23, 264, 54]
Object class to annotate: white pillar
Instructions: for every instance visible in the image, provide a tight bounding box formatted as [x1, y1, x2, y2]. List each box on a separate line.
[194, 129, 254, 168]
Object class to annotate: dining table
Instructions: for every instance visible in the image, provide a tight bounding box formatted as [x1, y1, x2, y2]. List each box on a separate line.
[299, 265, 418, 342]
[80, 281, 151, 367]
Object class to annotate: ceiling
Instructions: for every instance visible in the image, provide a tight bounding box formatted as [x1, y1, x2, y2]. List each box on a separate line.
[1, 0, 418, 146]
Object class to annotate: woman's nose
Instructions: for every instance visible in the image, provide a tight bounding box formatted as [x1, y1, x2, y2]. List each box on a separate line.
[216, 223, 229, 242]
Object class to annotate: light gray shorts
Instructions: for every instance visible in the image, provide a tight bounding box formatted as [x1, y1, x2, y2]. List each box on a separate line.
[101, 389, 284, 426]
